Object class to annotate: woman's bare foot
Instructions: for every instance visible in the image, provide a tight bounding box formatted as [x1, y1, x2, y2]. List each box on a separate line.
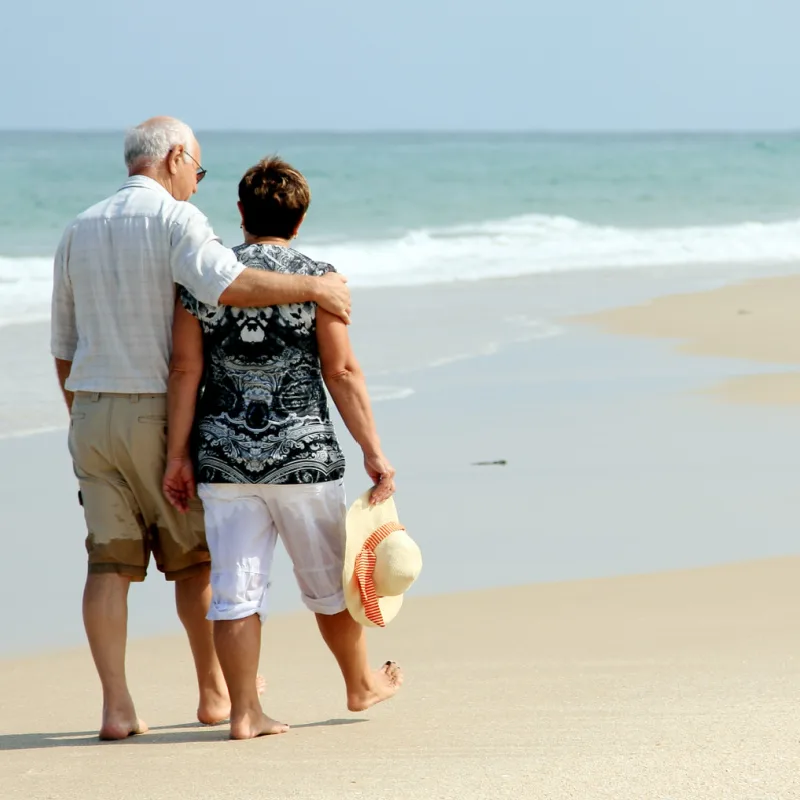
[197, 685, 230, 726]
[347, 661, 404, 712]
[99, 704, 148, 741]
[198, 674, 266, 726]
[230, 707, 289, 740]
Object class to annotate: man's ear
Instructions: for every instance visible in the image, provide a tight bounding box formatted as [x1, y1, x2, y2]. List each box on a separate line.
[167, 146, 183, 175]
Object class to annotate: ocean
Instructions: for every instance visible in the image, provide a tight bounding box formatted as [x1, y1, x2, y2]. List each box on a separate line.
[3, 131, 800, 327]
[4, 131, 800, 657]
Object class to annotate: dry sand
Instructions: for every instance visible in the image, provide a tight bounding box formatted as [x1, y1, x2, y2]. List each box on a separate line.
[2, 558, 799, 800]
[573, 273, 800, 405]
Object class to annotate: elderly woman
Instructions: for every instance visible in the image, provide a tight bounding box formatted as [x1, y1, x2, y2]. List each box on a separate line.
[162, 157, 401, 740]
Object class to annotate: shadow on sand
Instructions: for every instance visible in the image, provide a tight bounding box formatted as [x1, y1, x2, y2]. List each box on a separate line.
[0, 717, 366, 750]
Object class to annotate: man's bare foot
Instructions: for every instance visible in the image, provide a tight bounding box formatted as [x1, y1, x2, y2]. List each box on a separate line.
[230, 708, 289, 740]
[347, 661, 404, 712]
[99, 707, 148, 741]
[198, 675, 267, 726]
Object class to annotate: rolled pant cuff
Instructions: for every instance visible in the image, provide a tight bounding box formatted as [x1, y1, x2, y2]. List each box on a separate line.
[302, 592, 347, 616]
[207, 601, 266, 624]
[88, 562, 147, 582]
[165, 561, 211, 582]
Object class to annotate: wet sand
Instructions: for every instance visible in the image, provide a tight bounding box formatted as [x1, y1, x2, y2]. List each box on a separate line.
[574, 272, 800, 405]
[3, 268, 800, 797]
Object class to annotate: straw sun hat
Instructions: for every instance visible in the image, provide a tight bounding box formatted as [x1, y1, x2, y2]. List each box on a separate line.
[343, 489, 422, 628]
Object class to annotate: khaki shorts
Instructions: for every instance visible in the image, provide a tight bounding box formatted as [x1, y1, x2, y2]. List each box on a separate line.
[68, 392, 208, 581]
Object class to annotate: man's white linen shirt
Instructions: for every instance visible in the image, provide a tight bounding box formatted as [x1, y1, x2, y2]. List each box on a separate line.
[50, 176, 245, 393]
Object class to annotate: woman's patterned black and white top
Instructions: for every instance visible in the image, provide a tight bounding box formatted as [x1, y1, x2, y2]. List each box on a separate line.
[180, 243, 346, 485]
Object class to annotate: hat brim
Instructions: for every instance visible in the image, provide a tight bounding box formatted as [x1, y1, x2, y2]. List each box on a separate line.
[343, 489, 405, 628]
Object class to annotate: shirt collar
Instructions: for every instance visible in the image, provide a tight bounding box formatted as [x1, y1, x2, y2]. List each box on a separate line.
[120, 174, 174, 197]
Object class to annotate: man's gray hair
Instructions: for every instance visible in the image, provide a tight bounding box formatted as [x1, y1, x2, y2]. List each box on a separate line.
[123, 117, 196, 170]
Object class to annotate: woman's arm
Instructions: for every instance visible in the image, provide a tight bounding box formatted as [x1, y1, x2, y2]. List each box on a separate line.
[316, 308, 396, 504]
[163, 298, 205, 512]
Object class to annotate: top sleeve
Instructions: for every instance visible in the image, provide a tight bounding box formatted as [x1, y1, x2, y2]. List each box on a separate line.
[50, 229, 78, 361]
[169, 205, 246, 306]
[178, 284, 205, 319]
[314, 261, 336, 277]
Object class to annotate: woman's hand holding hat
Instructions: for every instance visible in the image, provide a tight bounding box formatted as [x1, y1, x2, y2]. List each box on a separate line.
[364, 451, 396, 506]
[343, 489, 422, 627]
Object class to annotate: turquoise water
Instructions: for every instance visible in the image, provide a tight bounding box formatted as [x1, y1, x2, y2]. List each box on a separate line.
[3, 131, 800, 323]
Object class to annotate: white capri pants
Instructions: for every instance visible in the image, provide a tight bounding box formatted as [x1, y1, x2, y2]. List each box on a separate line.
[198, 480, 348, 622]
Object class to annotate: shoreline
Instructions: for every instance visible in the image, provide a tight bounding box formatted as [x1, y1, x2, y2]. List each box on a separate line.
[572, 271, 800, 405]
[4, 262, 798, 440]
[5, 267, 800, 656]
[5, 329, 800, 658]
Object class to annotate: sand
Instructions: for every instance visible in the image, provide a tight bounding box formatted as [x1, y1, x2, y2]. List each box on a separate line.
[2, 557, 799, 800]
[573, 273, 800, 405]
[4, 269, 800, 798]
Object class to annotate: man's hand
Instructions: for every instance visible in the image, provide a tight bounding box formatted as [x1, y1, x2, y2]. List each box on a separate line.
[163, 456, 196, 513]
[55, 359, 74, 412]
[364, 451, 396, 505]
[315, 273, 351, 324]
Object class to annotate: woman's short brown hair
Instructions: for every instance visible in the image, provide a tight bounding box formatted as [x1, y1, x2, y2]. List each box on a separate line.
[238, 156, 311, 239]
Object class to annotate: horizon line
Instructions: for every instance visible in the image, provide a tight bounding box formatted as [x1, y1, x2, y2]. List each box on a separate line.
[0, 127, 799, 136]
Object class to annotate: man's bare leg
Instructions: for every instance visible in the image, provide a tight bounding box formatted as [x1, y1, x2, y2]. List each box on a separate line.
[213, 615, 288, 740]
[83, 572, 148, 740]
[174, 568, 232, 725]
[315, 610, 403, 712]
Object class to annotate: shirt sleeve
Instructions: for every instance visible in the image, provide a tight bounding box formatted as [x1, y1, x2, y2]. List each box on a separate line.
[50, 229, 78, 361]
[169, 205, 246, 306]
[178, 284, 204, 319]
[314, 261, 337, 277]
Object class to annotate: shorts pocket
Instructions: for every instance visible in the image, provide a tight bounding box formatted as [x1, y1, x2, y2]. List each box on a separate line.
[70, 411, 86, 421]
[137, 415, 167, 425]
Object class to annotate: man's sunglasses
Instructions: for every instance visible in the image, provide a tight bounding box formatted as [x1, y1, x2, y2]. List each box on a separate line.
[184, 150, 207, 183]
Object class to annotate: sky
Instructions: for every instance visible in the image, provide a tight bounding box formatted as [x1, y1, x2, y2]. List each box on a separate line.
[2, 0, 799, 131]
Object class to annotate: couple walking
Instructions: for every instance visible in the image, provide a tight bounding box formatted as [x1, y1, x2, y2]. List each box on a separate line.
[51, 117, 420, 740]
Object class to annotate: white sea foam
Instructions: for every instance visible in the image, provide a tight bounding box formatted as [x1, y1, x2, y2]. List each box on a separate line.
[306, 213, 800, 287]
[4, 213, 800, 325]
[0, 256, 54, 327]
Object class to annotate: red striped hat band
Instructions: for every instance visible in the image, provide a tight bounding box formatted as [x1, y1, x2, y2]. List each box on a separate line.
[354, 522, 405, 627]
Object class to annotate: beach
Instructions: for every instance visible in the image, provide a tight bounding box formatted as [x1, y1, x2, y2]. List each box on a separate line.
[4, 130, 800, 798]
[2, 265, 800, 797]
[2, 558, 799, 799]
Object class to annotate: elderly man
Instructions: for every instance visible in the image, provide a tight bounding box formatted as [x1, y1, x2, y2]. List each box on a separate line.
[51, 116, 351, 741]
